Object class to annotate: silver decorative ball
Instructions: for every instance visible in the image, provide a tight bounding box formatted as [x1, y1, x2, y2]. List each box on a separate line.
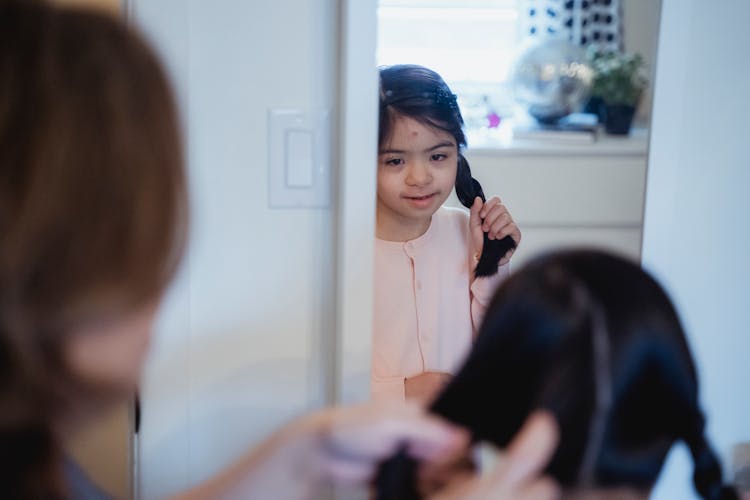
[510, 39, 594, 123]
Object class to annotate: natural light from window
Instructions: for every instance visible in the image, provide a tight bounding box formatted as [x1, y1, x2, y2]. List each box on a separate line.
[377, 0, 523, 127]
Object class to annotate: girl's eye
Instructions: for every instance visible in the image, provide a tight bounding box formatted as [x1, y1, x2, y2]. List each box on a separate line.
[385, 158, 404, 167]
[431, 153, 448, 161]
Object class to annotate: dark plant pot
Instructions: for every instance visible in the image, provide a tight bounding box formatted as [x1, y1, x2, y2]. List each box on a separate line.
[583, 96, 605, 123]
[602, 104, 636, 135]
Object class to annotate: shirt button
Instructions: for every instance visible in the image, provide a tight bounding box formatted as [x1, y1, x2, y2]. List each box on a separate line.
[404, 243, 413, 257]
[417, 281, 422, 290]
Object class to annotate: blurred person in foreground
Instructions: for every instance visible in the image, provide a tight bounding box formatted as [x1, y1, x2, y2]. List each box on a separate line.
[0, 1, 559, 498]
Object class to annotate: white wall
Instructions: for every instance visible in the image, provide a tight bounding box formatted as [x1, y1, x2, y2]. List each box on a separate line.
[642, 0, 750, 497]
[131, 1, 340, 496]
[623, 0, 662, 121]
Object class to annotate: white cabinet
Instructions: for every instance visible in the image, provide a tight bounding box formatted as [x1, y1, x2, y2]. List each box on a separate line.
[448, 129, 649, 266]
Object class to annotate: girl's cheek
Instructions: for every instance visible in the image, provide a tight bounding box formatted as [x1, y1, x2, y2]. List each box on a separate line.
[379, 167, 401, 184]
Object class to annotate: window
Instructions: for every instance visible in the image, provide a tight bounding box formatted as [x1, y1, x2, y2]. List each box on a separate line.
[377, 0, 522, 128]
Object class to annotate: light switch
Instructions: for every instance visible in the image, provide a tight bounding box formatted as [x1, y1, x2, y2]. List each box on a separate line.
[268, 108, 330, 208]
[285, 130, 314, 188]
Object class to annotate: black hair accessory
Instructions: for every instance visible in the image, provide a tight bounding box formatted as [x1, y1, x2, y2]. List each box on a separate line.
[382, 88, 459, 114]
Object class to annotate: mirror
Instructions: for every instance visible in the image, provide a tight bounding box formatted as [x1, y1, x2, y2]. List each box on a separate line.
[370, 0, 662, 402]
[376, 0, 661, 265]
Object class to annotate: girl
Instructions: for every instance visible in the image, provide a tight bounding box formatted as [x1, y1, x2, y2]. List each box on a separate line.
[372, 65, 521, 403]
[377, 249, 739, 499]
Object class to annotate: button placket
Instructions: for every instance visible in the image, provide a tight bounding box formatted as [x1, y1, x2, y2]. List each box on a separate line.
[412, 248, 433, 370]
[404, 242, 426, 371]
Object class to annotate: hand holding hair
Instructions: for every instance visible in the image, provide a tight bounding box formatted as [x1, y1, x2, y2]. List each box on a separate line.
[374, 411, 561, 500]
[469, 196, 520, 270]
[177, 402, 470, 499]
[431, 411, 561, 500]
[454, 154, 517, 277]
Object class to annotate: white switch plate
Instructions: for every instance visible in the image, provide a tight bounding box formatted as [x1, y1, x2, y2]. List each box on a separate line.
[268, 109, 330, 208]
[285, 130, 314, 188]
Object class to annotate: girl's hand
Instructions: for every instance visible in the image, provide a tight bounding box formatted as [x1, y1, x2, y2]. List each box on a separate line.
[469, 196, 521, 268]
[405, 371, 452, 404]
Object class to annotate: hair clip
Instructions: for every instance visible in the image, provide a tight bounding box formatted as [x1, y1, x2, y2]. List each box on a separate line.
[382, 87, 459, 113]
[433, 88, 458, 108]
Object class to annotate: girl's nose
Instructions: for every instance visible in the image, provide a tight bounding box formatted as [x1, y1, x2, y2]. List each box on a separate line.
[405, 160, 432, 186]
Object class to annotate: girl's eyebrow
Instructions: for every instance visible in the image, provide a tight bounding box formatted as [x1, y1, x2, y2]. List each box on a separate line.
[378, 141, 455, 155]
[379, 148, 406, 155]
[425, 141, 455, 152]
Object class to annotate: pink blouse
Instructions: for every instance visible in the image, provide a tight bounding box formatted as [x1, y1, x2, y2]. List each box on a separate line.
[371, 206, 511, 402]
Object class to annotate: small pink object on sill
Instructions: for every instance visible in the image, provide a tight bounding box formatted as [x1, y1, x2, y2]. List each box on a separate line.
[487, 111, 501, 129]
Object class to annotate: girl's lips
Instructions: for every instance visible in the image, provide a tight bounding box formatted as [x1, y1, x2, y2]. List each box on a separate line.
[403, 193, 438, 208]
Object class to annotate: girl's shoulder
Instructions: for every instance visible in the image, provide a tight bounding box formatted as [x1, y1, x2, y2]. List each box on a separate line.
[433, 206, 471, 242]
[435, 205, 470, 227]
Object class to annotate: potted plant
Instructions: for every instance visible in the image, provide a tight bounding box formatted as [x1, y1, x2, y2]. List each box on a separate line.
[586, 47, 649, 135]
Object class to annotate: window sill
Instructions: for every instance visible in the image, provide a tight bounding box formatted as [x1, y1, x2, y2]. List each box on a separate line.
[465, 122, 650, 158]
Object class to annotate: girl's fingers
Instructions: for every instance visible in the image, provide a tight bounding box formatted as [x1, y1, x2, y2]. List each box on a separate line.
[488, 215, 513, 239]
[509, 222, 522, 243]
[482, 210, 504, 232]
[474, 195, 521, 263]
[469, 197, 483, 229]
[469, 197, 486, 258]
[478, 197, 501, 220]
[481, 204, 508, 232]
[498, 248, 515, 266]
[491, 221, 520, 242]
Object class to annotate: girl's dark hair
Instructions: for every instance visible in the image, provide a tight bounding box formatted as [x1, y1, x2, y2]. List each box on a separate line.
[0, 1, 187, 496]
[376, 250, 738, 499]
[378, 65, 514, 277]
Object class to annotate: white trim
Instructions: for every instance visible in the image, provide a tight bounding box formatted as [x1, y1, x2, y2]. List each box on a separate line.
[335, 0, 378, 405]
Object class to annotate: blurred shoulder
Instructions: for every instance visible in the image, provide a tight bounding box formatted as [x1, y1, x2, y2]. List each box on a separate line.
[434, 205, 470, 238]
[435, 205, 469, 226]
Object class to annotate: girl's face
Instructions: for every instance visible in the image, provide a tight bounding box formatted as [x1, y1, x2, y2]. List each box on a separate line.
[377, 115, 458, 238]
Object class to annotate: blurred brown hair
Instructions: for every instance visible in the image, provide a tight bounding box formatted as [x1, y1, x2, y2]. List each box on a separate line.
[0, 0, 187, 495]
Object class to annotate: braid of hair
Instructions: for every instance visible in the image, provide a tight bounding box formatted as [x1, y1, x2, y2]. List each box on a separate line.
[685, 414, 739, 500]
[455, 153, 516, 277]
